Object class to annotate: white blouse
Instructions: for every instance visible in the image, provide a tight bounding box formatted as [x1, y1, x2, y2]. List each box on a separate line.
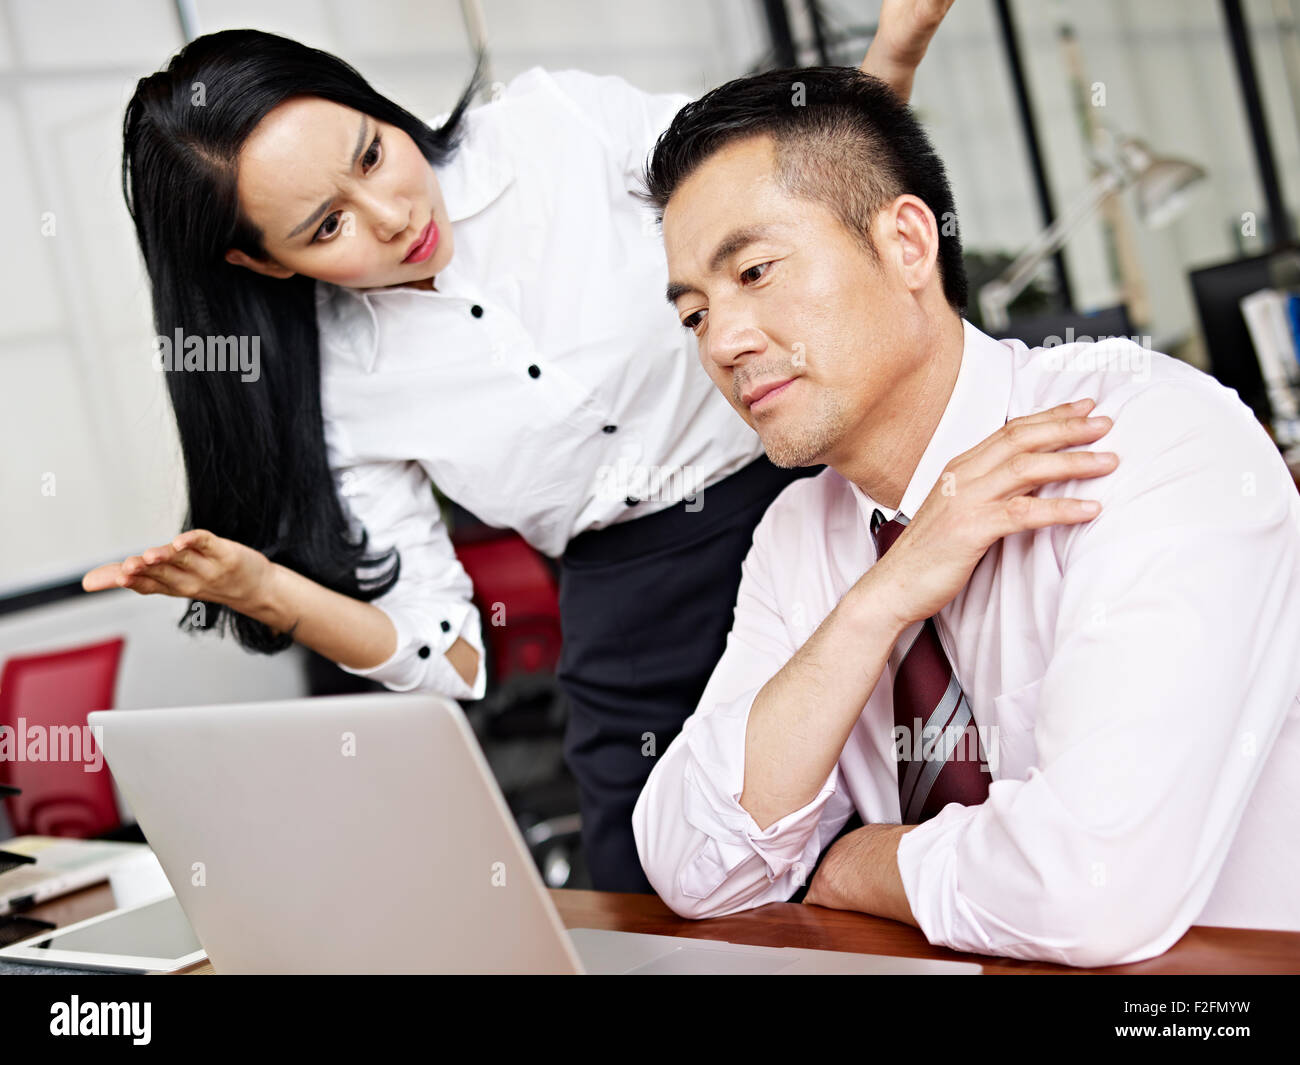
[314, 67, 764, 701]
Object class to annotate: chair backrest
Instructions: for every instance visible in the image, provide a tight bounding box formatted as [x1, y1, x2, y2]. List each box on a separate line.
[452, 535, 562, 685]
[0, 637, 125, 837]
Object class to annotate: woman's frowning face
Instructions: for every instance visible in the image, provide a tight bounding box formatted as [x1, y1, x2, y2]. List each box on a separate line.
[225, 94, 454, 291]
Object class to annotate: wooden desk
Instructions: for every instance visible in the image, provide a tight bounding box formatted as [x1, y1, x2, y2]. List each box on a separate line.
[22, 882, 1300, 974]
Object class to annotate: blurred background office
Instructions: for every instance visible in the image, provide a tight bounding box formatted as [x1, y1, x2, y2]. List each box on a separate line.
[3, 0, 1300, 887]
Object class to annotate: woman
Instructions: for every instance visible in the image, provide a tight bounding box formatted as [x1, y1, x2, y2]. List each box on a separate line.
[85, 5, 954, 891]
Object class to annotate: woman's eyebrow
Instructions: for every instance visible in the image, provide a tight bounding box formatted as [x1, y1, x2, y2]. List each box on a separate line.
[285, 114, 370, 241]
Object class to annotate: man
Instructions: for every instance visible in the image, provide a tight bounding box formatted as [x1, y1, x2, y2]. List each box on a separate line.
[631, 65, 1300, 966]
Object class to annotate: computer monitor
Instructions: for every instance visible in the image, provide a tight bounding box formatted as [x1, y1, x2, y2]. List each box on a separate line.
[993, 304, 1135, 352]
[1189, 247, 1300, 424]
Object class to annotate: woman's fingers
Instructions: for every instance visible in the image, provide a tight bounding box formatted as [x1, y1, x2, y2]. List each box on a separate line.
[113, 552, 199, 597]
[156, 545, 220, 583]
[85, 551, 177, 593]
[117, 560, 197, 598]
[141, 562, 201, 596]
[116, 572, 172, 596]
[174, 531, 230, 575]
[120, 555, 147, 577]
[82, 530, 225, 595]
[173, 529, 217, 555]
[89, 530, 281, 610]
[82, 561, 124, 592]
[138, 546, 175, 570]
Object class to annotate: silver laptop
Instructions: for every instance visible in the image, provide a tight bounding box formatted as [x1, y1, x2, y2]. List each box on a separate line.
[88, 694, 980, 974]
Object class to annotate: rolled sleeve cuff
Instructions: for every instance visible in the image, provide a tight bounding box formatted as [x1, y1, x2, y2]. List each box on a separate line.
[338, 596, 487, 702]
[680, 688, 840, 889]
[895, 793, 1001, 957]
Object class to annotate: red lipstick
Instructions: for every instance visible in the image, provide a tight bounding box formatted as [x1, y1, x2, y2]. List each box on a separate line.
[403, 219, 438, 264]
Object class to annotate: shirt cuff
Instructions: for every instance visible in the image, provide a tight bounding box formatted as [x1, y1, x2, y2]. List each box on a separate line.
[896, 783, 1033, 959]
[337, 596, 487, 701]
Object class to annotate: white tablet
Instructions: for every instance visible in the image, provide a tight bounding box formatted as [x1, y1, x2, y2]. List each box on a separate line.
[0, 893, 206, 973]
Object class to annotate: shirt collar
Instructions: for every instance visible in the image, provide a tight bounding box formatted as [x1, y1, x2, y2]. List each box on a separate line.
[314, 111, 515, 375]
[849, 318, 1015, 530]
[429, 108, 515, 224]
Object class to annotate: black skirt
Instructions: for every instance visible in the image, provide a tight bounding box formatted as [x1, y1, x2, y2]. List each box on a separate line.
[556, 453, 824, 892]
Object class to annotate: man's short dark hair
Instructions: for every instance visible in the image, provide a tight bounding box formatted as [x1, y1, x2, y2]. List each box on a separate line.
[643, 65, 968, 313]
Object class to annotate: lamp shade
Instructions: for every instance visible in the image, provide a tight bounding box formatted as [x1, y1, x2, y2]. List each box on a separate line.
[1119, 139, 1207, 227]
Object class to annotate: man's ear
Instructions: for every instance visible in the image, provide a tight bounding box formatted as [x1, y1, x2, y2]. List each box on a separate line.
[887, 195, 940, 296]
[225, 248, 294, 279]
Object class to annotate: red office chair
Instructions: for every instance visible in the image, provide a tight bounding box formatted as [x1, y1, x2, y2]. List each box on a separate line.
[0, 637, 125, 838]
[452, 534, 563, 685]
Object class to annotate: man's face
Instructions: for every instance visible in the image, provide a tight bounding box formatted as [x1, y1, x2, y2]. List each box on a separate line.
[663, 134, 919, 468]
[229, 95, 453, 290]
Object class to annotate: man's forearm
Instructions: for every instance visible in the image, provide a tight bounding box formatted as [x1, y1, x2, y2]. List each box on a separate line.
[740, 567, 909, 830]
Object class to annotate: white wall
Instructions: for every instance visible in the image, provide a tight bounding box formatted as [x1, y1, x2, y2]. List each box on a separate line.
[0, 0, 190, 593]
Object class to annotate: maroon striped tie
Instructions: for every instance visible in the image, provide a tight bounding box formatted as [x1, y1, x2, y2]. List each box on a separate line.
[871, 508, 991, 823]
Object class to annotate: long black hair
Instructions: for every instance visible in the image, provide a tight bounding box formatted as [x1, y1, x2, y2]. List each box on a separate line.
[122, 28, 483, 653]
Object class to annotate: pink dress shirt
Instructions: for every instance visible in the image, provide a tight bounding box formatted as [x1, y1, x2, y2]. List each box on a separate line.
[632, 319, 1300, 967]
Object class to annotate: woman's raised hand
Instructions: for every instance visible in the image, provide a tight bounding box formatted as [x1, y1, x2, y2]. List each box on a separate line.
[860, 0, 957, 100]
[870, 397, 1118, 629]
[81, 529, 273, 611]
